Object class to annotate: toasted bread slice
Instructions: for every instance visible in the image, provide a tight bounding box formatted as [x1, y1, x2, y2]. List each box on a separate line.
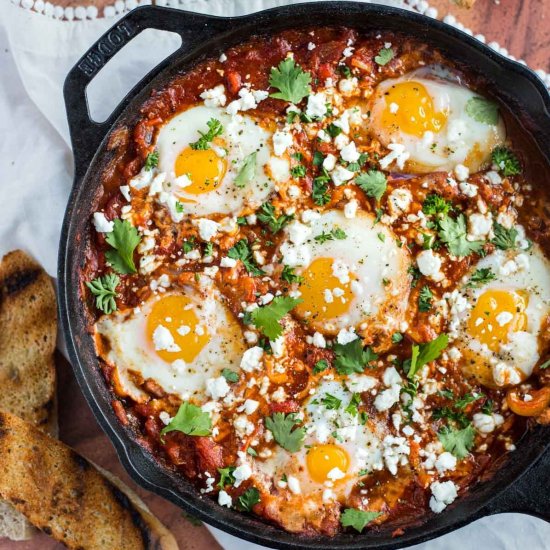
[0, 249, 58, 540]
[0, 249, 57, 434]
[0, 411, 178, 550]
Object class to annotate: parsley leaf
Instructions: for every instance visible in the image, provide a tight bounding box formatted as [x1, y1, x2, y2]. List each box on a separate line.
[439, 214, 483, 257]
[465, 97, 499, 125]
[250, 296, 302, 340]
[313, 151, 325, 166]
[86, 273, 119, 314]
[143, 150, 158, 170]
[291, 164, 307, 178]
[314, 228, 347, 243]
[392, 332, 403, 343]
[333, 339, 378, 375]
[539, 359, 550, 370]
[217, 466, 236, 489]
[326, 123, 342, 138]
[190, 118, 223, 150]
[467, 268, 496, 287]
[312, 173, 331, 205]
[322, 393, 342, 410]
[221, 368, 239, 383]
[269, 58, 312, 104]
[423, 193, 453, 216]
[234, 152, 257, 188]
[438, 424, 476, 459]
[356, 170, 387, 201]
[237, 487, 261, 511]
[492, 147, 521, 176]
[492, 222, 518, 250]
[257, 202, 293, 233]
[265, 412, 305, 452]
[418, 285, 433, 312]
[406, 334, 448, 379]
[227, 239, 264, 277]
[182, 237, 196, 254]
[374, 47, 394, 66]
[313, 359, 329, 373]
[340, 508, 381, 532]
[105, 219, 141, 275]
[345, 393, 361, 416]
[281, 265, 303, 284]
[160, 402, 212, 438]
[455, 392, 483, 409]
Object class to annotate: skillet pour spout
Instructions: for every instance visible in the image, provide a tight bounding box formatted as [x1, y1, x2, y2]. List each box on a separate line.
[59, 3, 550, 548]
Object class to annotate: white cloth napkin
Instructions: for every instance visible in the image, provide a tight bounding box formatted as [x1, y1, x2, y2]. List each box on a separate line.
[0, 2, 548, 549]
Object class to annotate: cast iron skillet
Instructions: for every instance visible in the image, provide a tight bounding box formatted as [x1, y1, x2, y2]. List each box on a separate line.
[59, 3, 550, 548]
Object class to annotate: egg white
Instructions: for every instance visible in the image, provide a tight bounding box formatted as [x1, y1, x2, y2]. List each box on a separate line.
[94, 287, 246, 402]
[155, 105, 277, 216]
[369, 72, 506, 173]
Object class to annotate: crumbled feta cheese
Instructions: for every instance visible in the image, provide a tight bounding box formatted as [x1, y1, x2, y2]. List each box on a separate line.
[206, 376, 230, 400]
[195, 218, 221, 241]
[218, 490, 232, 507]
[340, 141, 360, 163]
[270, 336, 285, 357]
[233, 464, 252, 487]
[429, 481, 458, 513]
[417, 249, 444, 281]
[345, 373, 378, 392]
[459, 181, 478, 197]
[337, 327, 357, 344]
[287, 184, 301, 199]
[322, 154, 337, 171]
[307, 42, 316, 50]
[379, 143, 410, 170]
[338, 77, 358, 94]
[327, 467, 346, 481]
[242, 399, 260, 415]
[200, 84, 227, 107]
[388, 188, 412, 215]
[287, 476, 301, 494]
[317, 129, 331, 143]
[226, 87, 269, 115]
[220, 256, 237, 268]
[435, 452, 457, 473]
[152, 325, 180, 352]
[374, 385, 401, 412]
[382, 435, 410, 475]
[159, 411, 171, 426]
[269, 157, 290, 183]
[331, 165, 355, 186]
[120, 185, 131, 202]
[312, 332, 327, 348]
[240, 347, 264, 372]
[344, 199, 359, 219]
[492, 362, 523, 386]
[383, 367, 402, 387]
[287, 220, 312, 245]
[485, 171, 502, 185]
[273, 130, 293, 156]
[93, 212, 114, 233]
[473, 412, 504, 434]
[454, 164, 469, 181]
[129, 168, 153, 190]
[468, 212, 492, 240]
[333, 133, 350, 150]
[306, 92, 328, 119]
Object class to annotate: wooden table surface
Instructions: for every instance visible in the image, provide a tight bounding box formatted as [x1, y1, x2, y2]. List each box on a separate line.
[1, 1, 548, 549]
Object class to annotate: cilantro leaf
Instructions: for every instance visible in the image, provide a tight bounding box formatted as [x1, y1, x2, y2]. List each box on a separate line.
[406, 334, 448, 379]
[313, 359, 329, 374]
[237, 487, 261, 511]
[250, 296, 302, 340]
[455, 392, 483, 409]
[333, 339, 378, 375]
[265, 412, 305, 452]
[423, 193, 453, 216]
[160, 402, 212, 438]
[539, 359, 550, 370]
[190, 118, 223, 150]
[340, 508, 381, 532]
[438, 424, 476, 459]
[467, 268, 496, 287]
[374, 47, 394, 66]
[418, 285, 433, 312]
[221, 368, 239, 383]
[281, 265, 303, 284]
[269, 58, 312, 104]
[314, 228, 347, 243]
[392, 332, 403, 343]
[465, 97, 499, 125]
[491, 222, 518, 250]
[86, 273, 119, 314]
[312, 173, 331, 205]
[257, 202, 294, 233]
[356, 170, 387, 201]
[291, 164, 307, 178]
[492, 147, 521, 176]
[438, 214, 483, 257]
[345, 393, 361, 416]
[227, 239, 264, 276]
[182, 237, 196, 254]
[322, 393, 342, 410]
[217, 466, 236, 489]
[234, 152, 257, 188]
[105, 219, 141, 275]
[143, 150, 158, 170]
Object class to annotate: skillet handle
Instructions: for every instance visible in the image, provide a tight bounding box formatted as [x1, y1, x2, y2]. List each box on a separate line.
[480, 447, 550, 521]
[63, 6, 227, 180]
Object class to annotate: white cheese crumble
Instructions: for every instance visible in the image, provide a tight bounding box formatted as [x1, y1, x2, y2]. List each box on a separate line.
[287, 476, 301, 494]
[322, 153, 337, 171]
[206, 376, 230, 400]
[459, 181, 478, 197]
[473, 412, 505, 434]
[200, 84, 227, 107]
[93, 212, 114, 233]
[312, 332, 327, 348]
[417, 249, 444, 282]
[338, 77, 358, 94]
[233, 464, 252, 488]
[340, 141, 360, 163]
[388, 188, 412, 215]
[429, 480, 458, 513]
[226, 87, 269, 115]
[454, 164, 469, 181]
[344, 199, 359, 219]
[218, 490, 232, 507]
[220, 257, 238, 268]
[306, 92, 328, 119]
[435, 452, 457, 473]
[273, 130, 294, 156]
[240, 347, 264, 372]
[379, 143, 410, 170]
[152, 325, 180, 352]
[195, 218, 221, 241]
[336, 327, 357, 344]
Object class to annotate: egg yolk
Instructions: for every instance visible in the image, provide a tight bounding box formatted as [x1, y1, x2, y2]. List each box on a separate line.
[294, 258, 355, 322]
[467, 289, 528, 351]
[306, 444, 350, 483]
[146, 294, 209, 363]
[382, 81, 448, 137]
[174, 147, 227, 195]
